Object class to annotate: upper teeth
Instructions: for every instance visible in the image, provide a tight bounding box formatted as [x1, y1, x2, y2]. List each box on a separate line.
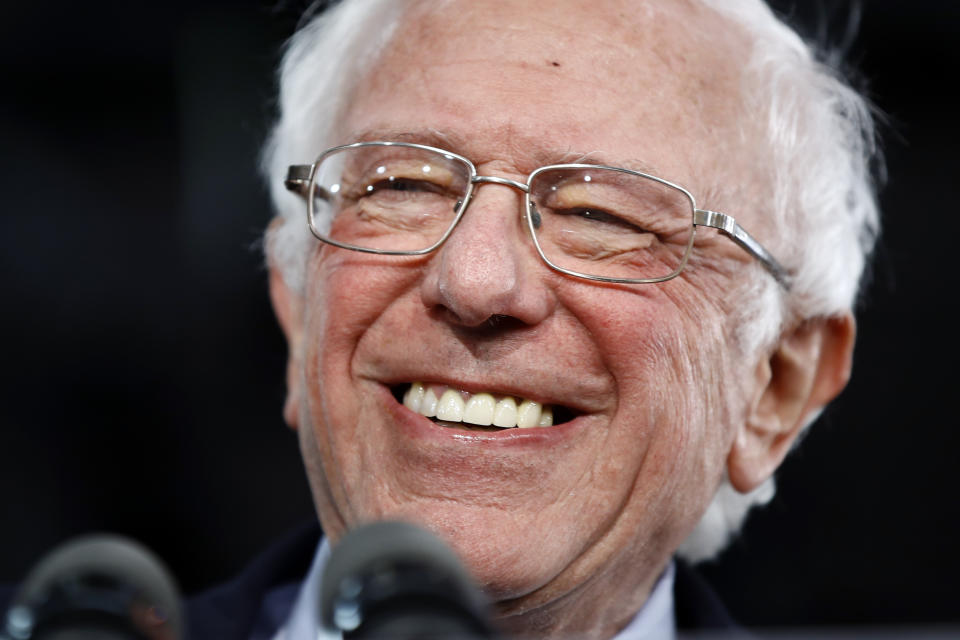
[402, 382, 554, 428]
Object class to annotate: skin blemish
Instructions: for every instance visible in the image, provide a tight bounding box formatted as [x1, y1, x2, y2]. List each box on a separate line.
[549, 60, 561, 67]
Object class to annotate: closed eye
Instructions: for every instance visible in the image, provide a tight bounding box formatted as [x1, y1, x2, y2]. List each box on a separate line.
[357, 177, 449, 197]
[552, 207, 648, 234]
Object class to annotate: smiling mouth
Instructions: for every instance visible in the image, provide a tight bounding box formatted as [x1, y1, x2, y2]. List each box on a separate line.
[392, 382, 577, 431]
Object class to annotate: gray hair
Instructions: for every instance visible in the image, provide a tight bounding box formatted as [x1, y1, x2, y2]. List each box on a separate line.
[261, 0, 880, 561]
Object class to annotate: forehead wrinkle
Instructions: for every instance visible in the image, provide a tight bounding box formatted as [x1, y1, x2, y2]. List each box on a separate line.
[396, 1, 706, 116]
[408, 0, 674, 63]
[403, 0, 737, 97]
[340, 126, 668, 178]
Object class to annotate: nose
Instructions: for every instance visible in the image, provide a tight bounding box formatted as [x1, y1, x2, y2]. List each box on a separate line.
[419, 182, 555, 328]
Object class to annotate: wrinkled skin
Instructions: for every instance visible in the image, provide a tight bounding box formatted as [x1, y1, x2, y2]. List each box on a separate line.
[270, 1, 855, 637]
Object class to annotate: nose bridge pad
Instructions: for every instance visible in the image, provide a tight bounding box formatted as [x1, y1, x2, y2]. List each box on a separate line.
[529, 201, 542, 229]
[454, 190, 474, 212]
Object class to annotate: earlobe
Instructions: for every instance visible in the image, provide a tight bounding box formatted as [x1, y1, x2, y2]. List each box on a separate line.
[268, 263, 305, 432]
[728, 313, 856, 493]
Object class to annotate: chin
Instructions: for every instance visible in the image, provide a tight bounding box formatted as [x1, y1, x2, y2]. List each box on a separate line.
[361, 497, 575, 601]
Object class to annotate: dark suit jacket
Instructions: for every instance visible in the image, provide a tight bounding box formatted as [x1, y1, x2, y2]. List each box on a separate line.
[186, 521, 744, 639]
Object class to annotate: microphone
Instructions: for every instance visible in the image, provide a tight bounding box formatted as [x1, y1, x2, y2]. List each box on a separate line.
[321, 521, 499, 639]
[2, 534, 182, 640]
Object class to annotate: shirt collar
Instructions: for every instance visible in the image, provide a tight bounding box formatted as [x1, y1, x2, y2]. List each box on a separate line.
[274, 539, 676, 640]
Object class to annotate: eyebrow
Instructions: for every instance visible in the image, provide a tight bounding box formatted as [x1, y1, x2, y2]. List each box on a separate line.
[344, 126, 665, 177]
[351, 127, 460, 148]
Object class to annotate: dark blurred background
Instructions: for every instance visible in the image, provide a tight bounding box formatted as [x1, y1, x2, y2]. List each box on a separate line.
[1, 0, 957, 632]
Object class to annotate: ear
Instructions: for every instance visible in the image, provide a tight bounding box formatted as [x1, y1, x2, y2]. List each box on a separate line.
[269, 260, 305, 432]
[728, 313, 856, 493]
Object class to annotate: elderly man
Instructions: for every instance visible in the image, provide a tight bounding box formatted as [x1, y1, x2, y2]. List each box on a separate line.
[192, 0, 879, 637]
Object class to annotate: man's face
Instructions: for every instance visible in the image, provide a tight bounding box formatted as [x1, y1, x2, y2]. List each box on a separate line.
[286, 0, 761, 626]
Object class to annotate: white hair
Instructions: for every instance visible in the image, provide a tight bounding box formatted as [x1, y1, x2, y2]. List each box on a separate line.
[261, 0, 880, 562]
[262, 0, 406, 291]
[677, 0, 880, 561]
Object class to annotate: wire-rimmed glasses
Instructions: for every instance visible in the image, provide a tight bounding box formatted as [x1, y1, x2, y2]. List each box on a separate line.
[285, 141, 790, 288]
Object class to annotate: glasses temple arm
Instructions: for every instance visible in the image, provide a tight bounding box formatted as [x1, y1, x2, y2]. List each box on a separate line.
[284, 164, 314, 198]
[694, 209, 792, 290]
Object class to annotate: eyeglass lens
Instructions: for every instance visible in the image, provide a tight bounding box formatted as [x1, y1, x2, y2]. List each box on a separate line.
[310, 144, 695, 280]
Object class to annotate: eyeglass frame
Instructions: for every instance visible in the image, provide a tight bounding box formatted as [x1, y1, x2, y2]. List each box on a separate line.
[284, 140, 791, 289]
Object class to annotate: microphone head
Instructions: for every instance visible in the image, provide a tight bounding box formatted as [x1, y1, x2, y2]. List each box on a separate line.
[4, 534, 182, 640]
[321, 521, 496, 638]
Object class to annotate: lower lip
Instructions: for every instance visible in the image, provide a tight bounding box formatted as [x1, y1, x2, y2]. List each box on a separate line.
[378, 384, 584, 449]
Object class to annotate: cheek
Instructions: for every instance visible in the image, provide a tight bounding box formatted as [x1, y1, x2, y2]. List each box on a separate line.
[579, 284, 742, 522]
[653, 307, 744, 510]
[297, 251, 423, 518]
[302, 249, 423, 375]
[613, 283, 741, 424]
